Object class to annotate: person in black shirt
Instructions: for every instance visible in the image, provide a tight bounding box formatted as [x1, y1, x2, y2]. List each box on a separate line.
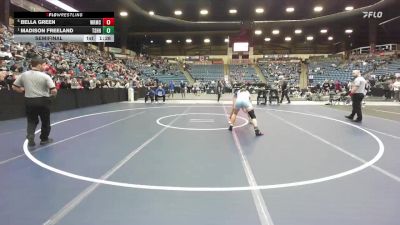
[82, 78, 90, 89]
[322, 80, 330, 93]
[5, 72, 15, 90]
[279, 78, 291, 104]
[145, 86, 155, 103]
[60, 78, 70, 89]
[217, 80, 223, 102]
[315, 83, 321, 93]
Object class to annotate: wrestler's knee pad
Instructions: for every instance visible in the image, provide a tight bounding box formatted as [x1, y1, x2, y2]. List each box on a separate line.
[248, 110, 256, 119]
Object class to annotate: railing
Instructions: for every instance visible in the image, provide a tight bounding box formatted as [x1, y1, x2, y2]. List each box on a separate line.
[351, 44, 398, 54]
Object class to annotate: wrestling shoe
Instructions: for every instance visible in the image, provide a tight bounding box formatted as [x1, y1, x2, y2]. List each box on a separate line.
[345, 115, 353, 120]
[40, 138, 54, 146]
[255, 129, 264, 136]
[28, 139, 36, 147]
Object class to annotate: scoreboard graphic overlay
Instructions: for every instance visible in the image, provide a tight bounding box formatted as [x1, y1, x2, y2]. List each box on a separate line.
[13, 12, 114, 42]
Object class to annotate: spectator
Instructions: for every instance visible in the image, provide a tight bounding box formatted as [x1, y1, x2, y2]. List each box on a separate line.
[70, 78, 81, 89]
[0, 70, 7, 89]
[393, 74, 400, 102]
[180, 80, 186, 99]
[155, 85, 166, 103]
[335, 80, 342, 93]
[4, 71, 15, 90]
[383, 78, 391, 100]
[168, 80, 175, 98]
[82, 78, 90, 89]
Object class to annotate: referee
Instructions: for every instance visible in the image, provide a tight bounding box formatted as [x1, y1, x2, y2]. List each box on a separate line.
[279, 77, 291, 104]
[345, 70, 366, 123]
[12, 56, 57, 147]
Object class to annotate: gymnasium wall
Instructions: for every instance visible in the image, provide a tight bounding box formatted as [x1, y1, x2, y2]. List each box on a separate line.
[0, 89, 129, 121]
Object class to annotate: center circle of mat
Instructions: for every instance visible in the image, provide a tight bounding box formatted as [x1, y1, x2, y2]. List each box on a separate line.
[156, 113, 249, 130]
[22, 106, 384, 192]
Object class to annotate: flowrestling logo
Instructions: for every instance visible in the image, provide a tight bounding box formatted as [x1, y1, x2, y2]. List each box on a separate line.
[363, 11, 383, 19]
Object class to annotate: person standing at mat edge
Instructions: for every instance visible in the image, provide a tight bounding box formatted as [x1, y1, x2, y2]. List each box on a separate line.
[279, 77, 291, 104]
[217, 80, 223, 102]
[345, 70, 366, 123]
[12, 56, 57, 147]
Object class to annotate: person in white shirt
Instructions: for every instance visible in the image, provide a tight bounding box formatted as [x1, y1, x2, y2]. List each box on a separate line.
[70, 78, 81, 89]
[345, 70, 366, 122]
[393, 74, 400, 102]
[229, 85, 263, 136]
[12, 56, 57, 147]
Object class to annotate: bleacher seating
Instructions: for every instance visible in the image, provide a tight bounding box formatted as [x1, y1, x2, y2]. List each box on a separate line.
[373, 59, 400, 77]
[258, 61, 300, 85]
[127, 59, 187, 84]
[153, 69, 187, 84]
[309, 55, 388, 84]
[189, 64, 224, 82]
[229, 64, 259, 83]
[308, 58, 348, 84]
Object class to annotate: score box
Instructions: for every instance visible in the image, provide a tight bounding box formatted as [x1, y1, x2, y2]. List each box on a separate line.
[102, 18, 115, 26]
[102, 26, 114, 34]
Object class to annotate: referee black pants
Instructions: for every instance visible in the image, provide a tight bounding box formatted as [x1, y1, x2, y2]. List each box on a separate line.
[25, 97, 51, 141]
[280, 90, 290, 103]
[350, 93, 364, 121]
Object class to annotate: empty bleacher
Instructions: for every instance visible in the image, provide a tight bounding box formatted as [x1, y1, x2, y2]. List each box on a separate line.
[308, 55, 388, 84]
[373, 59, 400, 77]
[131, 61, 187, 84]
[308, 58, 347, 84]
[189, 64, 224, 82]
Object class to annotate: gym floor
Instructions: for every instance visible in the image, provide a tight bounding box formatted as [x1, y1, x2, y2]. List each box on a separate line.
[0, 102, 399, 225]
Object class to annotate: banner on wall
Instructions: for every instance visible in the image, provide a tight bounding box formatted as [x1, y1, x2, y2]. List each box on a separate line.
[212, 59, 224, 64]
[187, 56, 210, 61]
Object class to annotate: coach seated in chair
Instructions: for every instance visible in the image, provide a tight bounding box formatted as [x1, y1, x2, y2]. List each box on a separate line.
[145, 86, 155, 103]
[155, 85, 166, 103]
